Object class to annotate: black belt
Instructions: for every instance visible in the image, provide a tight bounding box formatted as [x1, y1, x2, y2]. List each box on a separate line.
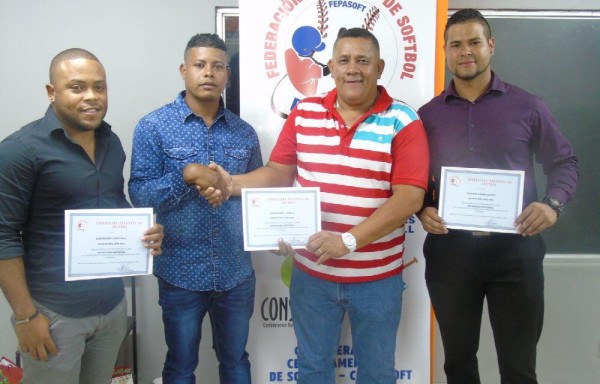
[452, 229, 494, 237]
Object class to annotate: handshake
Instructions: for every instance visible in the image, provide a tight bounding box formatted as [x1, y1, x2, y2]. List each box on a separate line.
[183, 162, 232, 207]
[183, 162, 297, 258]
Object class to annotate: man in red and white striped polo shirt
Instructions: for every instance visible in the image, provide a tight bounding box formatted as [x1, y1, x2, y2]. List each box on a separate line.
[190, 27, 429, 384]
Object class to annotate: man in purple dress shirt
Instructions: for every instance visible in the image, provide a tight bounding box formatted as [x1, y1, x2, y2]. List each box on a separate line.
[417, 9, 578, 384]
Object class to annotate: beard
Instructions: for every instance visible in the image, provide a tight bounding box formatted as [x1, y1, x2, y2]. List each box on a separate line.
[452, 60, 491, 82]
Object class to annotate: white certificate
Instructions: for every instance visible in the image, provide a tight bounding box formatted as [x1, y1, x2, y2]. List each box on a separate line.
[438, 167, 525, 233]
[65, 208, 154, 281]
[242, 187, 321, 251]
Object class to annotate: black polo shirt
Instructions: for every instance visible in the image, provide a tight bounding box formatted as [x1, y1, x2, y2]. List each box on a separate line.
[0, 107, 128, 317]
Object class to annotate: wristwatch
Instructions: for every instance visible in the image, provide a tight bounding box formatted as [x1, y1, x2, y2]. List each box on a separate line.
[543, 196, 564, 217]
[341, 232, 357, 252]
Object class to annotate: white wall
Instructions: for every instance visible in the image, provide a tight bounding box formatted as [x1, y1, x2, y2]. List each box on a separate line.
[1, 1, 598, 383]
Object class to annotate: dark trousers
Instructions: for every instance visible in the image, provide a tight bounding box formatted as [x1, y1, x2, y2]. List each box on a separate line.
[424, 231, 545, 384]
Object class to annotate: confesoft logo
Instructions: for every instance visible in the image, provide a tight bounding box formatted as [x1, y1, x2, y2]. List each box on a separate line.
[263, 0, 421, 119]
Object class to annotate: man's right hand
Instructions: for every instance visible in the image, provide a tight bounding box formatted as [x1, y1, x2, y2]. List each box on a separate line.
[199, 163, 232, 207]
[15, 312, 58, 361]
[182, 163, 228, 197]
[418, 207, 448, 235]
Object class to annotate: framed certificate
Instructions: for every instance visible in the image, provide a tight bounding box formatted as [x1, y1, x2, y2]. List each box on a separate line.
[241, 187, 321, 251]
[438, 167, 525, 233]
[64, 208, 154, 281]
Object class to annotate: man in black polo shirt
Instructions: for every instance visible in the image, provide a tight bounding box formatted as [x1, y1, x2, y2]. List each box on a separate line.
[0, 48, 163, 384]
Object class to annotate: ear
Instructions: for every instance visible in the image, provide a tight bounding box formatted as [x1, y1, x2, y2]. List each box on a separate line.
[327, 59, 334, 76]
[377, 59, 385, 79]
[489, 37, 496, 55]
[179, 63, 187, 79]
[46, 83, 55, 103]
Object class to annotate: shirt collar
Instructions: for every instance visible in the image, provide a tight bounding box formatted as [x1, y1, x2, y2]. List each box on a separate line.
[44, 105, 112, 139]
[175, 91, 228, 124]
[443, 71, 508, 101]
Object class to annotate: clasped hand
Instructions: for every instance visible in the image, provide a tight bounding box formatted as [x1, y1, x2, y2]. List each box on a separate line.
[184, 163, 352, 263]
[183, 162, 231, 207]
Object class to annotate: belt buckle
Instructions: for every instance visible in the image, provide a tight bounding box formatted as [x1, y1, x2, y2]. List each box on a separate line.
[472, 231, 491, 237]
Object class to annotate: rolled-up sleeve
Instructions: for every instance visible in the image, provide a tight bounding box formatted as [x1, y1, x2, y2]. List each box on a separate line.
[0, 139, 37, 259]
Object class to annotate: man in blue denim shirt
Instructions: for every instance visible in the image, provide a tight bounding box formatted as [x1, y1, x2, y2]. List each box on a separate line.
[128, 34, 262, 384]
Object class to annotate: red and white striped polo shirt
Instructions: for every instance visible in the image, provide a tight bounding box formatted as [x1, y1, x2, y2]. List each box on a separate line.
[270, 86, 429, 282]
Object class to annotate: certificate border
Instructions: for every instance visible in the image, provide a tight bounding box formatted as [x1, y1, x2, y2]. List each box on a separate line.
[439, 167, 525, 233]
[65, 208, 154, 280]
[241, 187, 321, 251]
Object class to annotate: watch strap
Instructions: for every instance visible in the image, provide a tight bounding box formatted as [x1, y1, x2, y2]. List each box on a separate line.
[542, 196, 563, 217]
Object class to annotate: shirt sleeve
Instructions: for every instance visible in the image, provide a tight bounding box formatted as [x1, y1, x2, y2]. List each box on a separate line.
[269, 108, 299, 166]
[0, 138, 36, 259]
[390, 119, 429, 190]
[128, 117, 192, 212]
[531, 98, 579, 204]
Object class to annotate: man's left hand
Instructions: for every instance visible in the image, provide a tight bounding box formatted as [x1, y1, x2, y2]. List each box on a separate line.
[515, 201, 557, 236]
[306, 231, 349, 265]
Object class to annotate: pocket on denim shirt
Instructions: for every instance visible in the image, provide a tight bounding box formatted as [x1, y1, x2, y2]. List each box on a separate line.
[163, 147, 200, 171]
[164, 147, 198, 160]
[222, 147, 251, 174]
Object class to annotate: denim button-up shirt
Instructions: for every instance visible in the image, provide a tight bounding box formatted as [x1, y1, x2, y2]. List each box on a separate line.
[129, 92, 262, 291]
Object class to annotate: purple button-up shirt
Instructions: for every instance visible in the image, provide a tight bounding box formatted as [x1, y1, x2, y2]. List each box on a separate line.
[418, 73, 578, 210]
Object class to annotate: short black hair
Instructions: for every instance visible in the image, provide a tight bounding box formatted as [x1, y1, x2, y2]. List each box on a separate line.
[445, 9, 492, 42]
[49, 48, 101, 83]
[333, 27, 380, 55]
[184, 33, 228, 61]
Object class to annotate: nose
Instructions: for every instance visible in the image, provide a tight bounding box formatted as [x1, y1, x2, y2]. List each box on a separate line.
[345, 61, 359, 74]
[83, 88, 98, 100]
[460, 46, 472, 56]
[203, 65, 215, 77]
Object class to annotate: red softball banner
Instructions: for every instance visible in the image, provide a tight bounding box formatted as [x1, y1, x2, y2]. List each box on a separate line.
[240, 1, 446, 382]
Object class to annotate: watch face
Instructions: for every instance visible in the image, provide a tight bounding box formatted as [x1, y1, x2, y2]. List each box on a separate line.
[342, 233, 356, 248]
[544, 196, 563, 214]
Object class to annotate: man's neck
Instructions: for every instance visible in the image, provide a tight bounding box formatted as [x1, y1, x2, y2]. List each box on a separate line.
[336, 90, 379, 128]
[453, 71, 492, 102]
[185, 96, 220, 127]
[336, 89, 379, 114]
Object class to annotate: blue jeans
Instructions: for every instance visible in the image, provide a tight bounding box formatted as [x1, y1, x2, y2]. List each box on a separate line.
[290, 265, 405, 384]
[158, 273, 255, 384]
